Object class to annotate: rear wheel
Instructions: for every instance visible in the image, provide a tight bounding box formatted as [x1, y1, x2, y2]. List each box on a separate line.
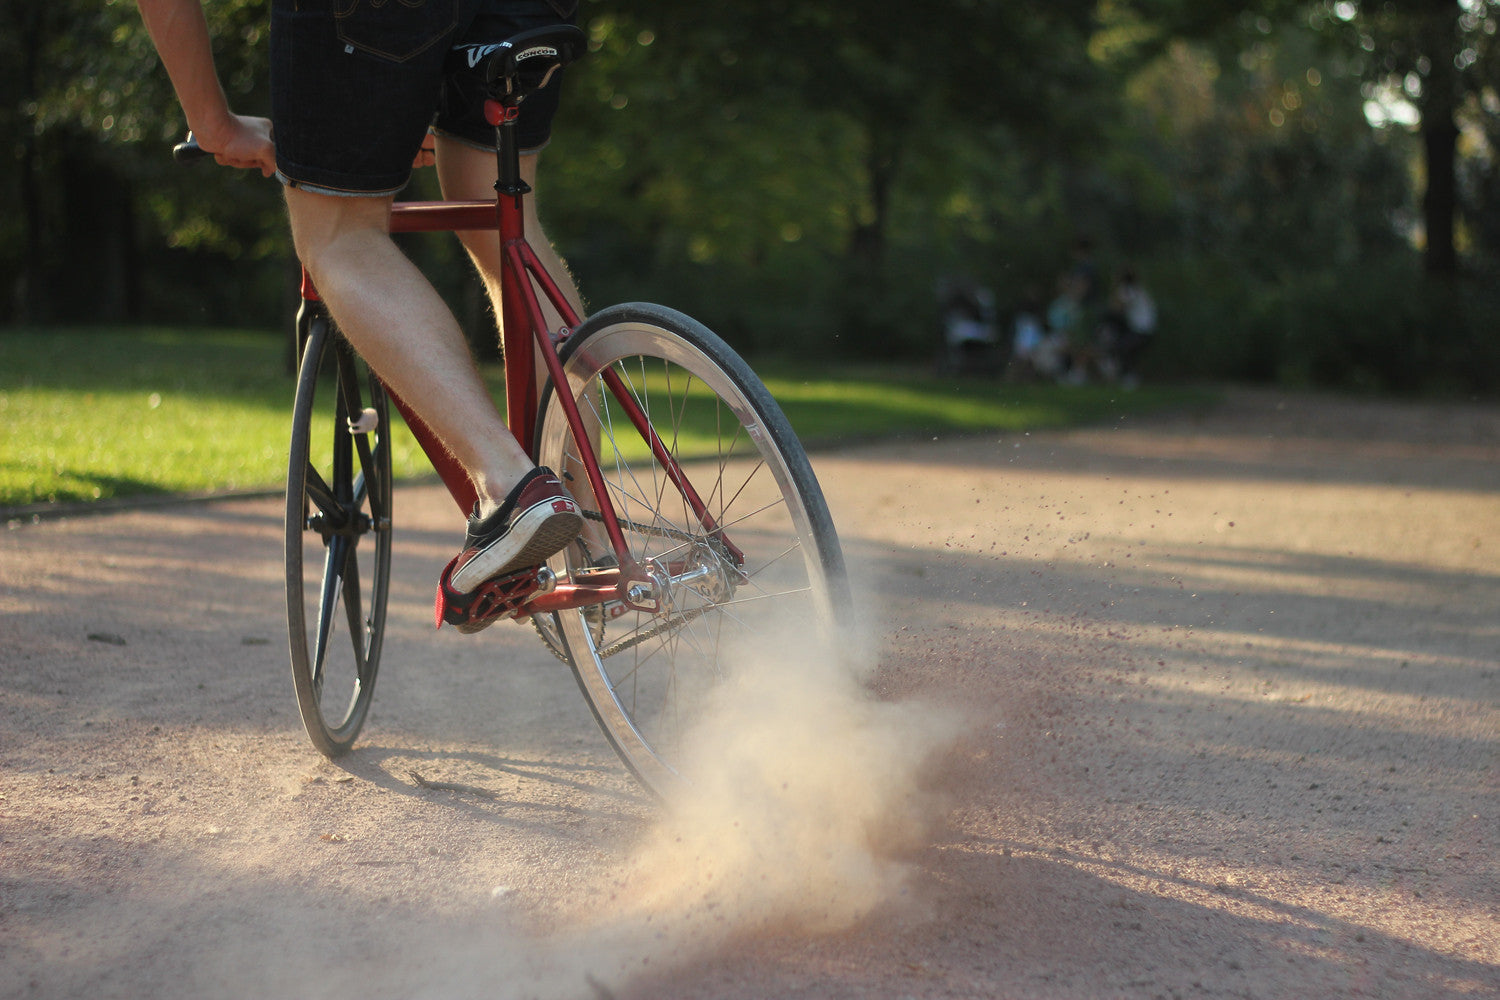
[285, 312, 393, 756]
[534, 302, 850, 796]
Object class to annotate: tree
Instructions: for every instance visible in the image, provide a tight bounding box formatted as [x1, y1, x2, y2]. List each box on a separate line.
[2, 0, 289, 327]
[1112, 0, 1500, 275]
[655, 0, 1105, 257]
[581, 0, 1111, 347]
[1317, 0, 1500, 275]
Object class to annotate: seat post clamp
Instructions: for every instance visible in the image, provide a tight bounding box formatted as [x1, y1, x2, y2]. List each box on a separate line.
[484, 100, 522, 127]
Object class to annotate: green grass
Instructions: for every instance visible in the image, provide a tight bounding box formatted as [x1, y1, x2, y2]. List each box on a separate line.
[756, 365, 1208, 445]
[0, 326, 1214, 508]
[1, 327, 428, 508]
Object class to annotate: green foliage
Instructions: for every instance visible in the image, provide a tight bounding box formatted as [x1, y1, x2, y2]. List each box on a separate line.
[2, 0, 290, 327]
[4, 0, 1500, 394]
[544, 0, 1111, 356]
[1144, 252, 1500, 393]
[544, 11, 871, 349]
[1127, 23, 1414, 274]
[1307, 0, 1499, 274]
[1064, 12, 1500, 392]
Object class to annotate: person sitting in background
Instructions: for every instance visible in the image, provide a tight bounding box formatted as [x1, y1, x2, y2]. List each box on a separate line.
[1099, 268, 1157, 387]
[1009, 290, 1063, 380]
[938, 278, 1001, 375]
[1045, 272, 1090, 384]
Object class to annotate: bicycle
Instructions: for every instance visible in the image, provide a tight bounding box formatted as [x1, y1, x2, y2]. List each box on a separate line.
[178, 25, 850, 798]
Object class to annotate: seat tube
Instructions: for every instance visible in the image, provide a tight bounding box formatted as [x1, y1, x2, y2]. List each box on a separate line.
[498, 210, 538, 449]
[490, 105, 540, 451]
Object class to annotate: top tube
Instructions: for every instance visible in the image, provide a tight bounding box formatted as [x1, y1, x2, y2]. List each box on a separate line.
[387, 200, 500, 233]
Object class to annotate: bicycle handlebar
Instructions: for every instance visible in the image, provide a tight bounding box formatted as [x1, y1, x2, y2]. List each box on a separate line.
[172, 133, 211, 164]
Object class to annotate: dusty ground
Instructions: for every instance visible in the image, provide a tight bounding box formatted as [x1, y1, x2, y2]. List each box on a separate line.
[2, 386, 1497, 999]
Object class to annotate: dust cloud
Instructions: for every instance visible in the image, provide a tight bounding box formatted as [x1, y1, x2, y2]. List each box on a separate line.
[184, 624, 962, 1000]
[527, 623, 964, 997]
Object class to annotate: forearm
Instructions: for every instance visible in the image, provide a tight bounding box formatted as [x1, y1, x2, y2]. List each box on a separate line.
[136, 0, 234, 144]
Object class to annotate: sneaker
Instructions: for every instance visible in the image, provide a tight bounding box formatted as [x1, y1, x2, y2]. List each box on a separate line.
[448, 467, 583, 594]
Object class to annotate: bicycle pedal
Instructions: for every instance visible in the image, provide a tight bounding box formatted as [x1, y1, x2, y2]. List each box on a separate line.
[434, 558, 550, 632]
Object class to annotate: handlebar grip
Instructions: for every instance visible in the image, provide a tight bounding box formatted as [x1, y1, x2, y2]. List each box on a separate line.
[172, 133, 212, 163]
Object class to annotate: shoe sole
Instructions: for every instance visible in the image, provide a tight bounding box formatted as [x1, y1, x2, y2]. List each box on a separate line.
[449, 500, 583, 594]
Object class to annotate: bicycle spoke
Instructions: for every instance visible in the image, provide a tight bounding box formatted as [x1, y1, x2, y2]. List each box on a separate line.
[352, 469, 369, 511]
[340, 543, 367, 672]
[304, 466, 339, 520]
[335, 351, 386, 514]
[311, 534, 348, 699]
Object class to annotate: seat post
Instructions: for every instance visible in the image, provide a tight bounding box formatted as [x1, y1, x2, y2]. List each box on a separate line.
[486, 99, 530, 199]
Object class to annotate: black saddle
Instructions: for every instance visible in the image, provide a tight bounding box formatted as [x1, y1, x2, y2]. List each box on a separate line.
[456, 24, 589, 107]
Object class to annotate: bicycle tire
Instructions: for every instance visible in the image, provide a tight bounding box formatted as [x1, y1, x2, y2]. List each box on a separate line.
[285, 314, 394, 756]
[533, 302, 851, 796]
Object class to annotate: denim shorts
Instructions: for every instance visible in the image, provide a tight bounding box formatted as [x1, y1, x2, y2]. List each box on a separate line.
[270, 0, 576, 196]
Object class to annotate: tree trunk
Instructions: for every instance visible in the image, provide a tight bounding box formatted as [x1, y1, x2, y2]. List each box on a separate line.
[1423, 111, 1459, 276]
[119, 178, 143, 322]
[1418, 0, 1460, 276]
[836, 123, 904, 351]
[847, 116, 898, 271]
[15, 6, 48, 322]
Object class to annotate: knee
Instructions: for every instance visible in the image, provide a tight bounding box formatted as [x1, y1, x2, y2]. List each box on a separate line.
[285, 189, 394, 274]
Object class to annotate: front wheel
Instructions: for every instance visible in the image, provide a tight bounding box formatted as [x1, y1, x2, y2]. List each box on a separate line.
[285, 312, 393, 756]
[534, 302, 851, 796]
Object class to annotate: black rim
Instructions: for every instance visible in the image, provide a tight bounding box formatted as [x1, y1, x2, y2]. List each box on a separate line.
[286, 321, 393, 755]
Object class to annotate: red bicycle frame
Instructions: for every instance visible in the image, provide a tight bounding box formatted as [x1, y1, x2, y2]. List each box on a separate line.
[296, 99, 739, 618]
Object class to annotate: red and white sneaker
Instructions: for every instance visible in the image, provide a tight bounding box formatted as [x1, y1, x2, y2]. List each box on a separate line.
[448, 467, 583, 594]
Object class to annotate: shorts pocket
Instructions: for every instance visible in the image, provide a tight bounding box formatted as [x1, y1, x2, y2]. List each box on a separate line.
[335, 0, 458, 63]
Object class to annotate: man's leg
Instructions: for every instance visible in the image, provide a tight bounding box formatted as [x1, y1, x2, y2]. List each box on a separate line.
[283, 185, 534, 517]
[286, 185, 583, 600]
[433, 140, 585, 356]
[432, 140, 609, 560]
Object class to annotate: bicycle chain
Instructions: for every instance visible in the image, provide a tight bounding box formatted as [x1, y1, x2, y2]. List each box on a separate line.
[533, 601, 710, 663]
[595, 603, 711, 659]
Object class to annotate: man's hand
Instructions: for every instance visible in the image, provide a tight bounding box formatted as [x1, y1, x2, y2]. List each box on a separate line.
[413, 134, 437, 169]
[197, 114, 276, 177]
[137, 1, 276, 178]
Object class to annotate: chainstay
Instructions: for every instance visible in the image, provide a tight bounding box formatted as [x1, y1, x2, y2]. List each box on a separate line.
[580, 504, 726, 657]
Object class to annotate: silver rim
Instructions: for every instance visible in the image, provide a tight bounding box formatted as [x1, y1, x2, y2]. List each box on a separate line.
[537, 318, 839, 794]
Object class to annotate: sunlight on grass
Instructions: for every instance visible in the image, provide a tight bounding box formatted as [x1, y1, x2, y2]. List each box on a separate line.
[0, 327, 426, 506]
[2, 327, 1213, 508]
[758, 370, 1204, 444]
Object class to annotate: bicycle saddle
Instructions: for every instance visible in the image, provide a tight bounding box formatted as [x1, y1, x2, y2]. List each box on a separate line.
[470, 24, 589, 106]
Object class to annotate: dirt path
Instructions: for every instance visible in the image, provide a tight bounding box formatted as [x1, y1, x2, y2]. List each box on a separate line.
[2, 387, 1497, 999]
